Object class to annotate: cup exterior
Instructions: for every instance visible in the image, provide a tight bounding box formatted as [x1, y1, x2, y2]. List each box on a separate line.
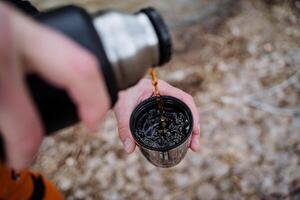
[138, 133, 191, 168]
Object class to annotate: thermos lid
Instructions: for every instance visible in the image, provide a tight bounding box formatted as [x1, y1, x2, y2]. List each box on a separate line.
[139, 7, 172, 66]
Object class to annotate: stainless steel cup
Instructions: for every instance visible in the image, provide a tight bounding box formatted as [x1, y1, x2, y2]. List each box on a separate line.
[130, 96, 193, 168]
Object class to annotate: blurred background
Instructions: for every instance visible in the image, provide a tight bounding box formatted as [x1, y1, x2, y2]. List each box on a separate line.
[29, 0, 300, 199]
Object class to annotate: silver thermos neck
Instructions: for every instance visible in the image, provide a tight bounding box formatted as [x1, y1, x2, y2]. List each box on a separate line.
[93, 8, 172, 90]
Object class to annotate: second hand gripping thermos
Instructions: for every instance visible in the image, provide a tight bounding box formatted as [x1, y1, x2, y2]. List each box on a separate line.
[26, 5, 172, 134]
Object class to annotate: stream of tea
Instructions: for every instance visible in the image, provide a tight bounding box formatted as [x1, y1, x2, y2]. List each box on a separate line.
[149, 68, 166, 132]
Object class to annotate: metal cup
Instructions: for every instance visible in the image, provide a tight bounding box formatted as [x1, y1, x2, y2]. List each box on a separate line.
[130, 96, 193, 168]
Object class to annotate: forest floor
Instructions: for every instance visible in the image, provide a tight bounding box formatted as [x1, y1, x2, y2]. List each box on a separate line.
[31, 0, 300, 199]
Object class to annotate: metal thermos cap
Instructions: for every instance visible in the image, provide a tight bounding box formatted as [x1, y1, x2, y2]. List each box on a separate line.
[138, 7, 172, 66]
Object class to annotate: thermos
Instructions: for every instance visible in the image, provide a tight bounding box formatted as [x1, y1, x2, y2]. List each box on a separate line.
[0, 4, 172, 161]
[27, 5, 172, 134]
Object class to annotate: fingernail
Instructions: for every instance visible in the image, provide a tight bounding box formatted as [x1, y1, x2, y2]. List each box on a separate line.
[123, 137, 132, 153]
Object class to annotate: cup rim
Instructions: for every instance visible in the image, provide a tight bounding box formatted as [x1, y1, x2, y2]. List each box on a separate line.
[130, 95, 193, 151]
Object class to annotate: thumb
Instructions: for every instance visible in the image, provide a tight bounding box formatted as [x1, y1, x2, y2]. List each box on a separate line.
[114, 91, 137, 153]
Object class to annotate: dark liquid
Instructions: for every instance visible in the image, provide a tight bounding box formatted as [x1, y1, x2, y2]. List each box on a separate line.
[149, 68, 166, 129]
[136, 104, 190, 149]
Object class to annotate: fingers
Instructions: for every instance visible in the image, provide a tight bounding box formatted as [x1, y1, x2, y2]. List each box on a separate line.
[117, 124, 136, 153]
[0, 2, 110, 169]
[113, 79, 153, 153]
[0, 2, 43, 169]
[13, 10, 110, 130]
[114, 91, 137, 153]
[0, 60, 43, 170]
[114, 79, 154, 153]
[159, 80, 201, 152]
